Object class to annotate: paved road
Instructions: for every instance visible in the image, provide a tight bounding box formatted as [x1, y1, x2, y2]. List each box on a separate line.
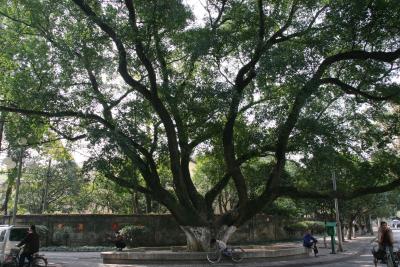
[46, 251, 102, 267]
[320, 229, 400, 267]
[45, 250, 376, 267]
[318, 248, 375, 267]
[44, 230, 400, 267]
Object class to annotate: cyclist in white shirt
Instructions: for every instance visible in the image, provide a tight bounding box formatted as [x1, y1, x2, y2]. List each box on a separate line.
[210, 238, 230, 256]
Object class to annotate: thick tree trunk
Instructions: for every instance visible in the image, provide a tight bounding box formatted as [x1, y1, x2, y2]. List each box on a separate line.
[218, 195, 223, 214]
[152, 201, 160, 213]
[132, 192, 140, 214]
[0, 112, 4, 151]
[341, 223, 345, 242]
[0, 114, 6, 216]
[180, 225, 237, 251]
[347, 220, 353, 240]
[41, 158, 52, 214]
[181, 226, 211, 252]
[1, 182, 12, 215]
[218, 225, 237, 243]
[366, 215, 373, 235]
[145, 194, 152, 213]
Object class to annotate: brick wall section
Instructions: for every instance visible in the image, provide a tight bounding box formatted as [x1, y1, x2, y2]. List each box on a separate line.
[0, 214, 300, 247]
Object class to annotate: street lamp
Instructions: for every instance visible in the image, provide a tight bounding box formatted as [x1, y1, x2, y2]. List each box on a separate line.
[2, 157, 16, 169]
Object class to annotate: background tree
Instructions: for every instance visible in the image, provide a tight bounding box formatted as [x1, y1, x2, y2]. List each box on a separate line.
[18, 155, 82, 214]
[79, 172, 148, 214]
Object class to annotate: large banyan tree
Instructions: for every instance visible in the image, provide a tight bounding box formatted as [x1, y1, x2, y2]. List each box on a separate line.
[1, 0, 400, 250]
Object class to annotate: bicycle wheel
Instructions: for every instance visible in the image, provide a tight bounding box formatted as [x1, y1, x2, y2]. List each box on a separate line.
[387, 253, 394, 267]
[373, 257, 378, 267]
[393, 252, 400, 267]
[313, 245, 319, 257]
[207, 249, 221, 264]
[231, 247, 245, 263]
[6, 258, 18, 267]
[31, 256, 47, 267]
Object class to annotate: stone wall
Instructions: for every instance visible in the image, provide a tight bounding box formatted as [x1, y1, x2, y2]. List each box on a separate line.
[0, 214, 300, 247]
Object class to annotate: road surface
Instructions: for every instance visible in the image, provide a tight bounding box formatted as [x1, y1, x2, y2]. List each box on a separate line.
[321, 229, 400, 267]
[45, 230, 400, 267]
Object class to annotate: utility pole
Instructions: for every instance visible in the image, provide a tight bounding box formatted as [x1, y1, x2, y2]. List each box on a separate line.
[332, 170, 343, 252]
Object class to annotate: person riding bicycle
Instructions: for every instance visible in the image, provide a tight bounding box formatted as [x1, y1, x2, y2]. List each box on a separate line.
[17, 224, 40, 267]
[303, 229, 318, 257]
[210, 238, 231, 257]
[378, 221, 394, 264]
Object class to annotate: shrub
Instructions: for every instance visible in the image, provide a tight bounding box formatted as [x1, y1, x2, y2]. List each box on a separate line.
[35, 225, 49, 236]
[285, 221, 325, 234]
[119, 225, 151, 246]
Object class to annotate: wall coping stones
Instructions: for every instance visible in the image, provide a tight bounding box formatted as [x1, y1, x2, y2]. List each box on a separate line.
[101, 246, 308, 264]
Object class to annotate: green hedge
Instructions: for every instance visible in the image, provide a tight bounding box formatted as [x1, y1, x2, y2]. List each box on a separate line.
[284, 221, 325, 234]
[119, 225, 151, 246]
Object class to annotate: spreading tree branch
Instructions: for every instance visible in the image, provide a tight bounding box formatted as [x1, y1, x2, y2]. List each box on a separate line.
[223, 0, 269, 207]
[275, 5, 328, 43]
[0, 105, 112, 128]
[71, 0, 150, 98]
[242, 46, 400, 225]
[276, 177, 400, 200]
[320, 78, 399, 101]
[104, 172, 152, 195]
[73, 0, 200, 213]
[205, 173, 231, 211]
[124, 0, 158, 94]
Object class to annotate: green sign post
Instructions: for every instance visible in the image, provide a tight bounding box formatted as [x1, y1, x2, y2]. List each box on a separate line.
[326, 221, 336, 254]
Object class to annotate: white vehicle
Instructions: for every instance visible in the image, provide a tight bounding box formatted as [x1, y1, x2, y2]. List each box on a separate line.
[0, 225, 29, 266]
[391, 219, 400, 229]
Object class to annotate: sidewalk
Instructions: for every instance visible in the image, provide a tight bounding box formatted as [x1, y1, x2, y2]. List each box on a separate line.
[93, 236, 375, 267]
[255, 235, 375, 267]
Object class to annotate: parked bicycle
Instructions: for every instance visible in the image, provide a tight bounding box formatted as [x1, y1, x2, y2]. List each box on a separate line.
[5, 247, 47, 267]
[206, 244, 245, 264]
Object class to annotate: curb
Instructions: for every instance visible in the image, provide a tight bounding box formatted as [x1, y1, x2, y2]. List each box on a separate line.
[101, 246, 307, 264]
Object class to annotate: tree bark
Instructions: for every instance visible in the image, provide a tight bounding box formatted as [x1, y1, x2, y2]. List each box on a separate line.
[366, 215, 373, 235]
[180, 225, 237, 251]
[180, 226, 211, 251]
[132, 192, 139, 214]
[1, 182, 12, 215]
[341, 223, 345, 242]
[347, 223, 352, 240]
[145, 194, 152, 213]
[41, 158, 52, 213]
[0, 112, 4, 151]
[347, 216, 357, 240]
